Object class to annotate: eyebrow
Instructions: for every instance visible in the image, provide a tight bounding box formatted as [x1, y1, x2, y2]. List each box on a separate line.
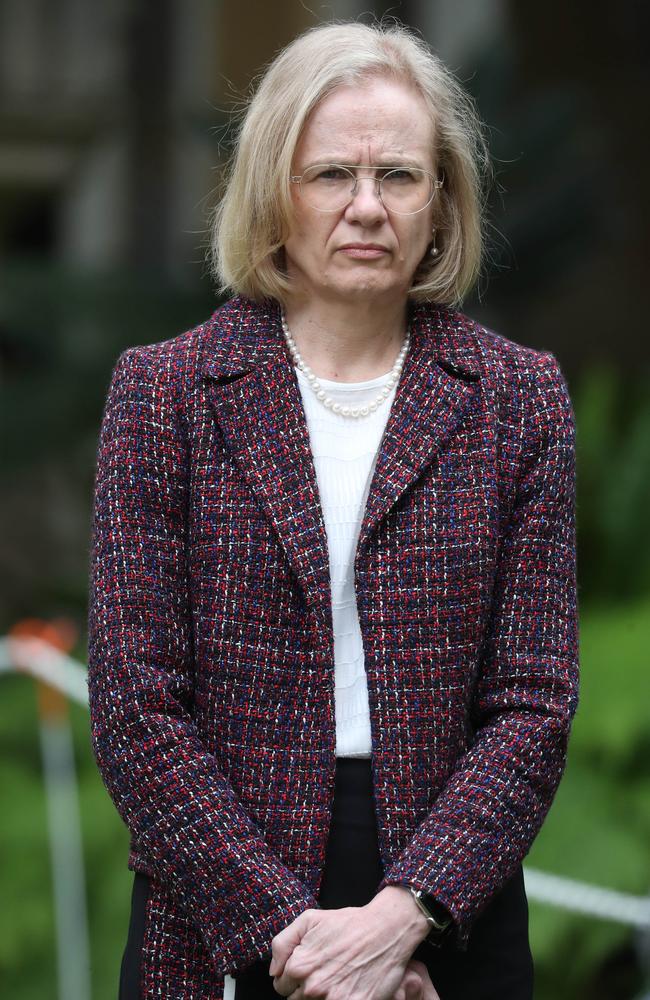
[301, 157, 426, 170]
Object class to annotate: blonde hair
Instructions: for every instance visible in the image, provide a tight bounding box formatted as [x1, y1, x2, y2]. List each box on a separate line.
[208, 20, 492, 306]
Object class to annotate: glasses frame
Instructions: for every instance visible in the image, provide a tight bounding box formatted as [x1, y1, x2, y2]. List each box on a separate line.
[289, 163, 444, 216]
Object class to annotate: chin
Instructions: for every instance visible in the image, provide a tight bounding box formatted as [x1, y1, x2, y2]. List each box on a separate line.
[328, 275, 403, 301]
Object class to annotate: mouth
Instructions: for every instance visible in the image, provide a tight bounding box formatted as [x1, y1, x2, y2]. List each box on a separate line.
[338, 243, 389, 259]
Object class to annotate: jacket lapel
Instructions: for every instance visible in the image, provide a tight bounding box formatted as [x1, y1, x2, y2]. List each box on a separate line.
[201, 298, 332, 612]
[200, 296, 481, 612]
[355, 303, 481, 568]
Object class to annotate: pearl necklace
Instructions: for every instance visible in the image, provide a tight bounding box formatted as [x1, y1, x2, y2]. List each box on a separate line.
[280, 312, 410, 419]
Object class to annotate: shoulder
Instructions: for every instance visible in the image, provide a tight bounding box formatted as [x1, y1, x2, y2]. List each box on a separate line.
[448, 306, 565, 387]
[108, 295, 274, 390]
[100, 308, 228, 445]
[436, 305, 575, 436]
[109, 316, 212, 391]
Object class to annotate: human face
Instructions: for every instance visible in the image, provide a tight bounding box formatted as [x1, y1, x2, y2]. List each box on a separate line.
[283, 77, 437, 308]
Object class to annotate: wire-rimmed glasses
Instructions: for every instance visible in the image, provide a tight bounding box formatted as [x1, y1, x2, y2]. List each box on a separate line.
[290, 163, 443, 215]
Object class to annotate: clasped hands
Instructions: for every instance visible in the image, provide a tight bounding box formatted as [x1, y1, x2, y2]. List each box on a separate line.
[268, 885, 441, 999]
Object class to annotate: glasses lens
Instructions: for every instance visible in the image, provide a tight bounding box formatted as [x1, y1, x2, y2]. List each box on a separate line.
[379, 168, 435, 215]
[300, 164, 356, 211]
[297, 165, 437, 214]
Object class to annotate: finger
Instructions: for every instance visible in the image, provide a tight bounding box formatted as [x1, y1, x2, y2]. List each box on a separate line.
[395, 966, 422, 1000]
[273, 946, 315, 998]
[273, 971, 301, 997]
[272, 973, 301, 998]
[270, 911, 313, 976]
[407, 959, 428, 974]
[270, 957, 286, 981]
[403, 960, 435, 999]
[402, 971, 424, 999]
[406, 958, 440, 1000]
[416, 969, 440, 1000]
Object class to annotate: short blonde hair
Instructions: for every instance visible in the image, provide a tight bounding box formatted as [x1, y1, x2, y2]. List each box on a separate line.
[208, 20, 492, 306]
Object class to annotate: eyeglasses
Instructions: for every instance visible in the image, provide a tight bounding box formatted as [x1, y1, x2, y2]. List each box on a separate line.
[290, 163, 443, 216]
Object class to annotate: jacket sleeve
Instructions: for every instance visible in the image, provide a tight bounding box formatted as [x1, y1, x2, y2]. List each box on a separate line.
[87, 347, 319, 976]
[376, 350, 579, 949]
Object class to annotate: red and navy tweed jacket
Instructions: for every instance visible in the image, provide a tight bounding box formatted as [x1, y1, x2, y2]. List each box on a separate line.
[88, 293, 579, 998]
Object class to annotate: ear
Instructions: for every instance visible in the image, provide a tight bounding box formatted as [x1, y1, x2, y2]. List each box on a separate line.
[412, 228, 443, 286]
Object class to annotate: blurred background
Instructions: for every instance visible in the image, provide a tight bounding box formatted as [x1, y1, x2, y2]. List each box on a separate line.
[1, 1, 649, 998]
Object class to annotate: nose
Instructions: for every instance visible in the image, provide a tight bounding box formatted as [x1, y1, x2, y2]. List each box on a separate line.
[345, 175, 387, 222]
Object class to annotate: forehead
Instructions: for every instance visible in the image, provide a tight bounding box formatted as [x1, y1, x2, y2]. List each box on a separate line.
[294, 77, 435, 167]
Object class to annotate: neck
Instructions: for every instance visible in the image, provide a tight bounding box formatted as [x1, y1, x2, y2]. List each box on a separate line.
[281, 295, 409, 383]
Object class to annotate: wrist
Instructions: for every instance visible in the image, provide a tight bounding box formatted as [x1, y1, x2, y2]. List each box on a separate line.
[405, 887, 453, 947]
[368, 885, 431, 947]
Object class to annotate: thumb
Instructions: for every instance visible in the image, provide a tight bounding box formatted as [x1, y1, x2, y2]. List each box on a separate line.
[269, 909, 314, 976]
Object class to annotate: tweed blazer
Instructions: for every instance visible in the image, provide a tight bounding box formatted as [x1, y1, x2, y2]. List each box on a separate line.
[87, 293, 579, 999]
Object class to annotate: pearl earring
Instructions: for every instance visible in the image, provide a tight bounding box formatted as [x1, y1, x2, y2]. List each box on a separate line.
[430, 226, 440, 257]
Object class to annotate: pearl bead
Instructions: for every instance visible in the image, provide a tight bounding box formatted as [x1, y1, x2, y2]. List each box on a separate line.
[280, 311, 410, 420]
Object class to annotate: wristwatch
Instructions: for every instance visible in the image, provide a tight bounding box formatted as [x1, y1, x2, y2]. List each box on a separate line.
[406, 886, 453, 947]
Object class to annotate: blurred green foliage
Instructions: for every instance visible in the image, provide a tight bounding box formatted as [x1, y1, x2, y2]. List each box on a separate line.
[574, 367, 650, 602]
[0, 674, 131, 1000]
[527, 592, 650, 999]
[1, 262, 216, 471]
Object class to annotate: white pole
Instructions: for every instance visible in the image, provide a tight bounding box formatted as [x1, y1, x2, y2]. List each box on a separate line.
[37, 679, 92, 1000]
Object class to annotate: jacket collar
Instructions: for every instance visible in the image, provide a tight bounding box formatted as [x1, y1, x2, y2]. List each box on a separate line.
[200, 295, 482, 616]
[199, 294, 481, 382]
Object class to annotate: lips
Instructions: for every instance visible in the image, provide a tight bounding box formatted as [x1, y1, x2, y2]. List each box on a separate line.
[337, 243, 390, 260]
[339, 243, 388, 251]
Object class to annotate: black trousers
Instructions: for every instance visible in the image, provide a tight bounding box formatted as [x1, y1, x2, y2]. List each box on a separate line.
[120, 758, 534, 999]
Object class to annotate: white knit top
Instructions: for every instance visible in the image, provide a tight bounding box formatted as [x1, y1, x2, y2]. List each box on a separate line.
[294, 363, 398, 758]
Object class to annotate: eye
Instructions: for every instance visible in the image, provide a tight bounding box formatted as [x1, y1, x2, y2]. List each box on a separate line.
[383, 168, 418, 184]
[309, 165, 351, 183]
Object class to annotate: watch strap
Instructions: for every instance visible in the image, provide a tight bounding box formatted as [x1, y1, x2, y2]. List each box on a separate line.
[406, 886, 453, 946]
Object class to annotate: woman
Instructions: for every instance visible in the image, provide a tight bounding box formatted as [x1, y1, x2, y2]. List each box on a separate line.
[88, 20, 579, 1000]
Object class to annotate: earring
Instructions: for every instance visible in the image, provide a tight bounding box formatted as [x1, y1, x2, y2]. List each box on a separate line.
[430, 226, 440, 257]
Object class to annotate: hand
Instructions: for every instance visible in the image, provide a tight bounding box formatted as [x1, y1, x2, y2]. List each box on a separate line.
[391, 959, 440, 1000]
[269, 886, 430, 999]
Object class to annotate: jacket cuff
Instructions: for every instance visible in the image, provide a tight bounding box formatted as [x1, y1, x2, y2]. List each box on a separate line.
[207, 881, 322, 976]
